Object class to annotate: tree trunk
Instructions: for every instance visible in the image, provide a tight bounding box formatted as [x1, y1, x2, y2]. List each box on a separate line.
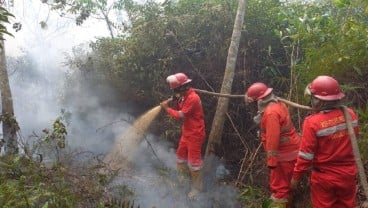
[0, 40, 18, 154]
[203, 0, 247, 188]
[205, 0, 247, 156]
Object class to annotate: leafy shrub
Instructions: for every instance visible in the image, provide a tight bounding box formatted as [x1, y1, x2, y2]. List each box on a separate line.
[0, 118, 133, 208]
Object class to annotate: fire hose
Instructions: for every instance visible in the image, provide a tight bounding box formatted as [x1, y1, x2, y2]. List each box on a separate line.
[342, 106, 368, 207]
[194, 88, 368, 206]
[194, 88, 312, 110]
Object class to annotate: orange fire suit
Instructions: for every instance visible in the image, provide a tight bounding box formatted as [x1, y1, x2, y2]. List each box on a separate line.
[165, 88, 206, 171]
[292, 108, 358, 208]
[260, 101, 301, 202]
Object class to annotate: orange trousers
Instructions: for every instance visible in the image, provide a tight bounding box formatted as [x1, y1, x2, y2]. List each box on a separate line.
[310, 170, 357, 208]
[269, 160, 296, 201]
[176, 135, 205, 171]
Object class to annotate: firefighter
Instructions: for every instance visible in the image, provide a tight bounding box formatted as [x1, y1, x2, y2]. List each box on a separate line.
[290, 75, 359, 207]
[245, 82, 301, 208]
[160, 72, 206, 199]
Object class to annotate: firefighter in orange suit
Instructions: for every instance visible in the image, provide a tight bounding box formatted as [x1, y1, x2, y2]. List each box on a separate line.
[291, 75, 358, 208]
[160, 73, 206, 199]
[245, 82, 300, 208]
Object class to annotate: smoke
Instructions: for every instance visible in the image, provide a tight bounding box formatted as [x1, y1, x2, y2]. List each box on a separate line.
[109, 136, 240, 208]
[5, 1, 239, 207]
[6, 0, 113, 150]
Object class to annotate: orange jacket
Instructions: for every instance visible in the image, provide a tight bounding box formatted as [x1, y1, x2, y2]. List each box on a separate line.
[166, 88, 205, 139]
[292, 108, 358, 181]
[260, 101, 300, 168]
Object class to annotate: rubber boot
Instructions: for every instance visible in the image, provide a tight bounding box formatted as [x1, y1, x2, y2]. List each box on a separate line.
[176, 163, 190, 185]
[187, 170, 203, 200]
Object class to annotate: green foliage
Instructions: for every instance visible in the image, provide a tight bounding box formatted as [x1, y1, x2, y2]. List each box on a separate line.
[276, 1, 331, 83]
[30, 118, 69, 164]
[262, 198, 273, 208]
[357, 105, 368, 161]
[237, 185, 267, 208]
[65, 0, 285, 108]
[0, 154, 77, 208]
[0, 116, 124, 207]
[0, 113, 20, 134]
[277, 0, 368, 106]
[0, 5, 14, 41]
[42, 118, 67, 149]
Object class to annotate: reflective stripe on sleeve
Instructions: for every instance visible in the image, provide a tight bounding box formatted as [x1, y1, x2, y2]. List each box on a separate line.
[298, 151, 314, 160]
[280, 123, 292, 134]
[188, 164, 202, 171]
[280, 137, 290, 144]
[316, 120, 358, 137]
[177, 159, 186, 163]
[267, 150, 278, 156]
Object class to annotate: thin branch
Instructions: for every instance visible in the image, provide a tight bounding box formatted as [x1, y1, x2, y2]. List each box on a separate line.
[226, 112, 249, 150]
[95, 118, 131, 132]
[170, 31, 214, 91]
[236, 142, 262, 187]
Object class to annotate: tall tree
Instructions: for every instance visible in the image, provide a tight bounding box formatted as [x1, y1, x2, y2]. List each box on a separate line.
[0, 5, 18, 153]
[0, 41, 18, 153]
[204, 0, 247, 176]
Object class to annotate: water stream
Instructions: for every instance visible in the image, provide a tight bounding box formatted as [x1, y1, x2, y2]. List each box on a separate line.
[104, 105, 162, 171]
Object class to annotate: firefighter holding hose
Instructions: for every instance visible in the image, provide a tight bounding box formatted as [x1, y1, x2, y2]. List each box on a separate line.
[160, 72, 206, 199]
[291, 75, 359, 207]
[244, 82, 301, 208]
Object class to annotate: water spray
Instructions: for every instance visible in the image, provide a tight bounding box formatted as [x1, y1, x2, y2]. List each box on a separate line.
[103, 105, 162, 171]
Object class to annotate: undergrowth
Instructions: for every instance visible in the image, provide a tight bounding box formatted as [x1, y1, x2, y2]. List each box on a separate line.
[0, 118, 134, 208]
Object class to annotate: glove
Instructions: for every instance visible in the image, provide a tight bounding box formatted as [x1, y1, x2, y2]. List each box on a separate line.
[290, 178, 299, 191]
[160, 99, 170, 110]
[172, 93, 181, 101]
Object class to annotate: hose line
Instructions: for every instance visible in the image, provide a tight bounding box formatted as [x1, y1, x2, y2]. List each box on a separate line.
[342, 106, 368, 206]
[193, 88, 312, 110]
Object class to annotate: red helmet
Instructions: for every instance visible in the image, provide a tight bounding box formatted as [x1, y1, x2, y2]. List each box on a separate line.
[245, 82, 273, 102]
[306, 75, 345, 101]
[166, 73, 192, 89]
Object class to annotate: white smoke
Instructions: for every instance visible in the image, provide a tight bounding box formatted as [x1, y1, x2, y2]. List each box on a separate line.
[6, 0, 113, 149]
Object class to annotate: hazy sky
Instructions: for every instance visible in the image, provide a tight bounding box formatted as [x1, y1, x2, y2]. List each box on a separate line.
[6, 0, 110, 57]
